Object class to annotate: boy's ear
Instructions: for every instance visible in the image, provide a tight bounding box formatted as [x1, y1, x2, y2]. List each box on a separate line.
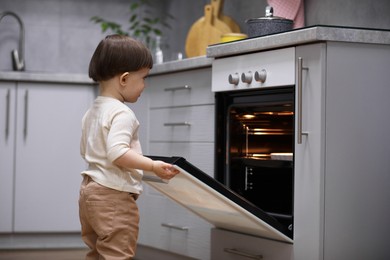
[119, 72, 130, 86]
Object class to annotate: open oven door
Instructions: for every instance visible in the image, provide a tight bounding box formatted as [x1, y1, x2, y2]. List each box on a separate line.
[143, 156, 293, 243]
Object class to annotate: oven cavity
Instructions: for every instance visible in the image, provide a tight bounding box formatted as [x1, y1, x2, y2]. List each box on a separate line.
[215, 87, 295, 233]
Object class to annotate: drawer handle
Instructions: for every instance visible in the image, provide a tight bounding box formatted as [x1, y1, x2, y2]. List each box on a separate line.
[161, 223, 189, 231]
[164, 85, 191, 91]
[163, 122, 191, 126]
[224, 248, 263, 259]
[5, 89, 10, 139]
[23, 90, 29, 139]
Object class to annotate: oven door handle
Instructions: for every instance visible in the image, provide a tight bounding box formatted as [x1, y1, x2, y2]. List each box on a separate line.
[297, 57, 309, 144]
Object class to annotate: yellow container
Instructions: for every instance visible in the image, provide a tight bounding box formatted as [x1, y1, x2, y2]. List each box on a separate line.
[220, 33, 247, 43]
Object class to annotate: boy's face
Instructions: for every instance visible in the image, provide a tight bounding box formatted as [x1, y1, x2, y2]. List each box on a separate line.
[120, 68, 150, 103]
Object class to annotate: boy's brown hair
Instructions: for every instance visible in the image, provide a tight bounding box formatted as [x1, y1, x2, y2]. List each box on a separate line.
[89, 34, 153, 82]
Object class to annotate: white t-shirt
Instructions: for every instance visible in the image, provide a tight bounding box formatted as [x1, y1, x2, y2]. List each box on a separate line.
[80, 96, 143, 194]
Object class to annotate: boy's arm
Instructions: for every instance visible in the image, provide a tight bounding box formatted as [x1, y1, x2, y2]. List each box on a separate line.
[114, 149, 179, 179]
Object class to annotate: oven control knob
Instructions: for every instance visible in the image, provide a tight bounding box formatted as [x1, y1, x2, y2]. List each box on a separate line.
[241, 71, 253, 84]
[228, 73, 240, 85]
[254, 69, 267, 83]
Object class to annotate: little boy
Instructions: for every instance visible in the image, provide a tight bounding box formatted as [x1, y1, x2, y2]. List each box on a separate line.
[79, 34, 179, 259]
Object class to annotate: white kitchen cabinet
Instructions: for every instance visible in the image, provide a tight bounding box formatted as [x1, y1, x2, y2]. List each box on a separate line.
[0, 82, 16, 232]
[150, 105, 214, 143]
[0, 81, 95, 232]
[130, 67, 214, 260]
[293, 43, 326, 260]
[295, 42, 390, 259]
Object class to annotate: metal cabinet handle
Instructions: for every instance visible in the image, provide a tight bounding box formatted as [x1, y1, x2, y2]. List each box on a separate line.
[224, 248, 263, 259]
[297, 57, 309, 144]
[5, 89, 10, 139]
[164, 85, 191, 91]
[161, 223, 189, 231]
[23, 90, 28, 138]
[163, 122, 191, 126]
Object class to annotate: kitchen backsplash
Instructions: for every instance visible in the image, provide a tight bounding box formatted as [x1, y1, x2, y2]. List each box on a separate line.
[0, 0, 389, 74]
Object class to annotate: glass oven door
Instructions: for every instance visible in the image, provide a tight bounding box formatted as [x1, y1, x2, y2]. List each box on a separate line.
[143, 156, 293, 243]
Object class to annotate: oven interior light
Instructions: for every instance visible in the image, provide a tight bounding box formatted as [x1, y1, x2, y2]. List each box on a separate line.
[242, 114, 256, 119]
[239, 112, 293, 119]
[255, 111, 294, 116]
[252, 128, 286, 132]
[246, 128, 293, 135]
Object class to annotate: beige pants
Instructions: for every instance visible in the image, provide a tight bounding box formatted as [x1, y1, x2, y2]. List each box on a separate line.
[79, 175, 139, 260]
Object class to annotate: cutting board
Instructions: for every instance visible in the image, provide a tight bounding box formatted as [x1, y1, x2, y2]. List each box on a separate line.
[211, 0, 241, 33]
[185, 4, 232, 57]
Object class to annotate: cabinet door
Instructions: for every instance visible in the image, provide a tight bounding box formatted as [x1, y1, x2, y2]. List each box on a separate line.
[294, 43, 326, 260]
[14, 82, 94, 232]
[323, 43, 390, 260]
[0, 83, 16, 232]
[138, 190, 212, 260]
[148, 68, 213, 107]
[149, 105, 215, 142]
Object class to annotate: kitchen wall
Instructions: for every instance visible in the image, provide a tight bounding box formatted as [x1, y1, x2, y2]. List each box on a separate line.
[0, 0, 132, 73]
[1, 0, 389, 74]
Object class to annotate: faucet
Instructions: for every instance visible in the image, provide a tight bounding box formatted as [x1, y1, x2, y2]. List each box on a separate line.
[0, 11, 25, 71]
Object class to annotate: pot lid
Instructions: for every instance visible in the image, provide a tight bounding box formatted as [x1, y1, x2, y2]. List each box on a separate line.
[246, 6, 293, 23]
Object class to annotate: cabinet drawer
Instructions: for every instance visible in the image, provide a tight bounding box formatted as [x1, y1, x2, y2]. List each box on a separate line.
[138, 193, 212, 260]
[160, 202, 212, 259]
[149, 104, 214, 142]
[149, 142, 214, 176]
[148, 68, 213, 107]
[211, 228, 293, 260]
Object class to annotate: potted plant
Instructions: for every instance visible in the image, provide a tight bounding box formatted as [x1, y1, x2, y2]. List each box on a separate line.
[91, 0, 173, 62]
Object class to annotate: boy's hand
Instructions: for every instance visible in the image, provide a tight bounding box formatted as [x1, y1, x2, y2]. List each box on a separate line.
[152, 160, 180, 180]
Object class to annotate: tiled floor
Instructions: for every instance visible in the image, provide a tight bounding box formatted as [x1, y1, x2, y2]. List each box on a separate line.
[0, 249, 88, 260]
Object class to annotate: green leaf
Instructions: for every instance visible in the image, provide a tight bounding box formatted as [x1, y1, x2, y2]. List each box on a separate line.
[101, 23, 108, 32]
[141, 24, 151, 31]
[134, 30, 141, 37]
[129, 21, 140, 30]
[143, 17, 152, 23]
[153, 28, 162, 35]
[130, 3, 139, 11]
[90, 16, 103, 23]
[129, 14, 137, 23]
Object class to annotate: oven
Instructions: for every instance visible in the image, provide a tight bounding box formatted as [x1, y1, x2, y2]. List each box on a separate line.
[213, 47, 296, 233]
[143, 47, 296, 243]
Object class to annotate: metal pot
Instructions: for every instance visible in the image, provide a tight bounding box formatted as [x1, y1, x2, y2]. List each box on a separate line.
[246, 6, 293, 38]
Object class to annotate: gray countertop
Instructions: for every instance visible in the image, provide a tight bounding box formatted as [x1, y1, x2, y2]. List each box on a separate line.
[0, 56, 212, 83]
[207, 26, 390, 58]
[4, 26, 386, 83]
[149, 55, 212, 75]
[0, 71, 95, 84]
